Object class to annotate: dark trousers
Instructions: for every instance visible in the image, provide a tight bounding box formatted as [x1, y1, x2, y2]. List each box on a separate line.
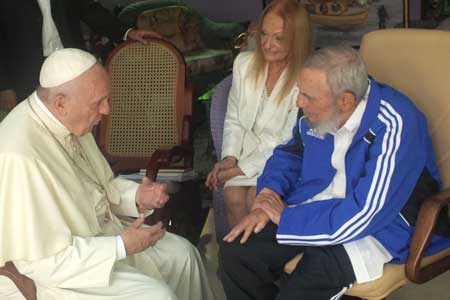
[220, 223, 356, 300]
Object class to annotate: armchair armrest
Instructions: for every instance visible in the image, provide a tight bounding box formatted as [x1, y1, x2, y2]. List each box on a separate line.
[406, 189, 450, 283]
[0, 262, 36, 300]
[145, 145, 193, 180]
[144, 145, 193, 228]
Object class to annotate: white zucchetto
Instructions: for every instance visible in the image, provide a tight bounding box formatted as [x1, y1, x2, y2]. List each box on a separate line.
[39, 48, 97, 88]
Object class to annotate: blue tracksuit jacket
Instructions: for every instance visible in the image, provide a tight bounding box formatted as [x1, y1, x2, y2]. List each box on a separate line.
[257, 78, 450, 264]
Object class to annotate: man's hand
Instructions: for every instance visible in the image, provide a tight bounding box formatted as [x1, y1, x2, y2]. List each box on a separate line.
[252, 188, 282, 210]
[136, 176, 169, 211]
[252, 188, 285, 225]
[223, 208, 270, 244]
[121, 214, 165, 256]
[0, 89, 17, 110]
[127, 29, 162, 43]
[257, 196, 286, 225]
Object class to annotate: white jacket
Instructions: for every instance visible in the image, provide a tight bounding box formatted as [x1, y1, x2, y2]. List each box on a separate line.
[222, 51, 298, 179]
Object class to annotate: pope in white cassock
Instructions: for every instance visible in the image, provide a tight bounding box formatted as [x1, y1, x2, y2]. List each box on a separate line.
[0, 48, 216, 300]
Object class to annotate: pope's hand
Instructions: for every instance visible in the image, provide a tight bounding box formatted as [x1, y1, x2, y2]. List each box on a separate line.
[121, 214, 165, 256]
[136, 176, 169, 211]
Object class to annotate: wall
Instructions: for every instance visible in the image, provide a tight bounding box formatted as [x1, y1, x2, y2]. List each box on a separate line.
[184, 0, 262, 22]
[99, 0, 263, 22]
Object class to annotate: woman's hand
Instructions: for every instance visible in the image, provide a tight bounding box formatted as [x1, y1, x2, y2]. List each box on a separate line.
[205, 156, 240, 190]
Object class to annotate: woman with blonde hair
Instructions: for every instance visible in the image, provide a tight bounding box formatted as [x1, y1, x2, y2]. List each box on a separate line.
[206, 0, 313, 227]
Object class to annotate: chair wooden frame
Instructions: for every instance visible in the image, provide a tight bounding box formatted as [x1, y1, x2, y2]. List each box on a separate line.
[406, 190, 450, 283]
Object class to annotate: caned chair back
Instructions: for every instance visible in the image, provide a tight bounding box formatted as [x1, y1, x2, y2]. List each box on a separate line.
[99, 39, 191, 172]
[360, 29, 450, 188]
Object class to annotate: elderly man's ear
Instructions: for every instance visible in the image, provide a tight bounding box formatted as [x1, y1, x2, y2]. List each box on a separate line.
[337, 92, 357, 114]
[53, 93, 69, 117]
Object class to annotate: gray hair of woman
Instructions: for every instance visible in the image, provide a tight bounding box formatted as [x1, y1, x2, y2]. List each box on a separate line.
[302, 45, 369, 102]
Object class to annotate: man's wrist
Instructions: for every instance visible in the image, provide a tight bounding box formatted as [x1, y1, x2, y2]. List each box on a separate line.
[260, 187, 279, 198]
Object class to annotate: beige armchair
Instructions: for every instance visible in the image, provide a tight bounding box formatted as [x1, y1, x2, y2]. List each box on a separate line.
[285, 28, 450, 300]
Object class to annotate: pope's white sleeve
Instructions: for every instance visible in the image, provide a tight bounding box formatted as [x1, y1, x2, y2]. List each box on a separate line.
[110, 177, 141, 217]
[14, 236, 118, 289]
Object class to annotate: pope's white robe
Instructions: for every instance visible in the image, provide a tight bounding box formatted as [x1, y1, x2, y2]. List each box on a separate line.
[0, 94, 216, 300]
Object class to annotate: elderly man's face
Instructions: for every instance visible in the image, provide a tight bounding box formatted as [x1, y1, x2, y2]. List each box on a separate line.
[297, 68, 340, 134]
[65, 64, 110, 136]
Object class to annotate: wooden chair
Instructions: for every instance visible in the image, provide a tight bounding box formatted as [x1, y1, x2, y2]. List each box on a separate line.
[285, 29, 450, 299]
[99, 38, 202, 241]
[98, 38, 193, 178]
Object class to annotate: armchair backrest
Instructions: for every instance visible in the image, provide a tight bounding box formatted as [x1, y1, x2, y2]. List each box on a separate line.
[360, 29, 450, 188]
[98, 38, 192, 172]
[210, 74, 233, 239]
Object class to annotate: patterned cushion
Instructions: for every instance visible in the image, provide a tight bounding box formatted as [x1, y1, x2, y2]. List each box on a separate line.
[132, 2, 239, 84]
[137, 6, 204, 53]
[185, 49, 233, 77]
[118, 0, 187, 27]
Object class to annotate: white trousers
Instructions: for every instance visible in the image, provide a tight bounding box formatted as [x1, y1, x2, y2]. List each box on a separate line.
[0, 232, 216, 300]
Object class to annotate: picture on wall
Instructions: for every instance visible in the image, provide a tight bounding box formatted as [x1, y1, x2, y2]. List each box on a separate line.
[304, 0, 405, 47]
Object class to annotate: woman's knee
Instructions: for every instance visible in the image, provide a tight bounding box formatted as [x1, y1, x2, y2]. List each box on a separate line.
[224, 187, 246, 207]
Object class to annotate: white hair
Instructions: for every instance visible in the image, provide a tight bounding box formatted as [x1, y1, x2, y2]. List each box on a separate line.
[302, 45, 368, 102]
